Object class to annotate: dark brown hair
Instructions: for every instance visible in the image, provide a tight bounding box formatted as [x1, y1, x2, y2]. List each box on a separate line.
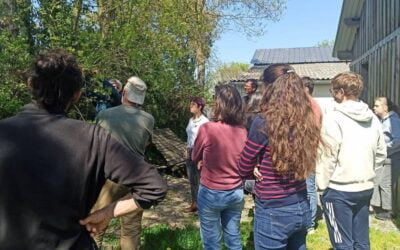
[260, 72, 321, 180]
[302, 76, 314, 95]
[245, 79, 258, 91]
[213, 85, 244, 125]
[29, 49, 83, 113]
[190, 96, 206, 112]
[263, 63, 294, 85]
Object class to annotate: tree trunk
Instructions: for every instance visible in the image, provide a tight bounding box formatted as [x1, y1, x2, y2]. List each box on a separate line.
[196, 45, 206, 85]
[72, 0, 83, 33]
[195, 0, 206, 85]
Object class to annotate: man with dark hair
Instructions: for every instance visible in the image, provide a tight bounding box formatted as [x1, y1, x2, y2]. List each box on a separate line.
[302, 76, 315, 95]
[92, 76, 155, 250]
[243, 79, 258, 105]
[0, 49, 167, 249]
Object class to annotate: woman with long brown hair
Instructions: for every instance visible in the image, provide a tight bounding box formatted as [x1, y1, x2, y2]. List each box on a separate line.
[192, 85, 247, 250]
[239, 69, 321, 249]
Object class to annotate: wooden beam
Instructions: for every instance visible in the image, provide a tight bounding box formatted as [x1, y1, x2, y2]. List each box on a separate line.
[337, 51, 353, 60]
[344, 17, 361, 27]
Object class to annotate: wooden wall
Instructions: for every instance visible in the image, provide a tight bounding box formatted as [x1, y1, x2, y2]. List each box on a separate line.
[351, 0, 400, 106]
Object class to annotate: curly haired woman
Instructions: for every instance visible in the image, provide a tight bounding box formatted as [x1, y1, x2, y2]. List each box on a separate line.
[239, 66, 321, 249]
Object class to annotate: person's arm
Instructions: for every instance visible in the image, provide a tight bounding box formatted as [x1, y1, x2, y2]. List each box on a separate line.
[239, 117, 267, 179]
[386, 115, 400, 155]
[100, 131, 167, 209]
[80, 195, 140, 236]
[316, 114, 342, 191]
[191, 125, 207, 165]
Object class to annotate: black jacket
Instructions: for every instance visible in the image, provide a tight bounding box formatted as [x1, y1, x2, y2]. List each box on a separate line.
[0, 104, 167, 249]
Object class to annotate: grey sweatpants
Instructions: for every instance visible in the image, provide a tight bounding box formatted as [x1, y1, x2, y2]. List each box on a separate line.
[371, 152, 400, 211]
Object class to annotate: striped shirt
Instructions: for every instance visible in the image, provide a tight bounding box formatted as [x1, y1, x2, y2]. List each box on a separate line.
[239, 116, 307, 207]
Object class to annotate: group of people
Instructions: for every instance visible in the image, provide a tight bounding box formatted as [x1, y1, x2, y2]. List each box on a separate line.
[0, 48, 399, 250]
[0, 49, 167, 249]
[184, 63, 400, 250]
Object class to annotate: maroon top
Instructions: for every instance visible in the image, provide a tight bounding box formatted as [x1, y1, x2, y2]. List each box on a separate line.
[192, 121, 247, 190]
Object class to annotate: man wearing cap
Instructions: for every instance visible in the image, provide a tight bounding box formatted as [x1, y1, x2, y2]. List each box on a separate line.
[91, 76, 155, 250]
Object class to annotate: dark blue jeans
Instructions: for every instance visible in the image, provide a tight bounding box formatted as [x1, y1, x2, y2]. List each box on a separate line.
[254, 198, 310, 250]
[306, 173, 317, 229]
[321, 188, 373, 250]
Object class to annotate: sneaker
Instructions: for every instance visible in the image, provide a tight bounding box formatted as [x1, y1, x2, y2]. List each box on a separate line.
[375, 211, 392, 221]
[307, 228, 316, 235]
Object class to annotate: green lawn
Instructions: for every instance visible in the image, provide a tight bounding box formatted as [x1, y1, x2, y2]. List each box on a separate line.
[103, 216, 400, 250]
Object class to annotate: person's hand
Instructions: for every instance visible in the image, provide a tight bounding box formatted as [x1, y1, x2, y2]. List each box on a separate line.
[253, 165, 262, 182]
[79, 204, 114, 237]
[197, 160, 203, 170]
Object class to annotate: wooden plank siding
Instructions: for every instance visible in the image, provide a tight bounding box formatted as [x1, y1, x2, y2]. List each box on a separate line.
[350, 0, 400, 106]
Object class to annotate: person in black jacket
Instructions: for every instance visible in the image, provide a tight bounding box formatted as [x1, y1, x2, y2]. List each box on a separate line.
[0, 49, 167, 249]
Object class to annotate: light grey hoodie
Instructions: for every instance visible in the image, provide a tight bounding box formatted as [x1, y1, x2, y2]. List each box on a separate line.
[316, 100, 387, 192]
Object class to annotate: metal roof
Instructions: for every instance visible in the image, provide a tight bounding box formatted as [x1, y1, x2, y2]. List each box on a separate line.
[251, 47, 343, 65]
[231, 62, 350, 82]
[333, 0, 365, 58]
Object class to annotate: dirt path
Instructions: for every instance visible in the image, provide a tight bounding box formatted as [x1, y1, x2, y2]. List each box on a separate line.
[142, 175, 254, 228]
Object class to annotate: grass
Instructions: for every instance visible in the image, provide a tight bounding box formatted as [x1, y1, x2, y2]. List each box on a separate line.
[103, 216, 400, 250]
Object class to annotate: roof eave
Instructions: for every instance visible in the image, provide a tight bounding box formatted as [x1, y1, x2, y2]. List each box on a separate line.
[333, 0, 365, 59]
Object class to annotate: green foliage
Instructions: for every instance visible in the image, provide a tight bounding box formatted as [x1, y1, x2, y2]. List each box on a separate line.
[0, 0, 206, 132]
[0, 31, 32, 118]
[0, 0, 284, 136]
[316, 39, 335, 48]
[207, 62, 250, 87]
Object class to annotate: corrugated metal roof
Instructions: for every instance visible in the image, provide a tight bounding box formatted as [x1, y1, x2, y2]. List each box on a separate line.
[251, 47, 343, 64]
[231, 62, 350, 81]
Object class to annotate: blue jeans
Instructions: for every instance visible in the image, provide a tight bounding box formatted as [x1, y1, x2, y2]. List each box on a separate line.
[322, 188, 372, 250]
[197, 185, 244, 250]
[306, 174, 317, 229]
[254, 198, 310, 250]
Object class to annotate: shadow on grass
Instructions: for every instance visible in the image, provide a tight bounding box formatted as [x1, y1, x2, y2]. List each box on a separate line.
[393, 215, 400, 230]
[141, 225, 202, 250]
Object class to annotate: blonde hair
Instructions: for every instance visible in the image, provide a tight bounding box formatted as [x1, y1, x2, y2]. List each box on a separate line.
[331, 72, 363, 97]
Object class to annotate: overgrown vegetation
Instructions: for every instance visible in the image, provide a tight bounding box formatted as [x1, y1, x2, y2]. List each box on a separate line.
[0, 0, 286, 135]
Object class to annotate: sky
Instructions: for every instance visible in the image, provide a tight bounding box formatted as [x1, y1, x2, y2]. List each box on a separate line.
[213, 0, 343, 64]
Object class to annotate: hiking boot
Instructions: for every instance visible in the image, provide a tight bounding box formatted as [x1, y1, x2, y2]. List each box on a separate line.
[184, 202, 197, 213]
[375, 211, 392, 221]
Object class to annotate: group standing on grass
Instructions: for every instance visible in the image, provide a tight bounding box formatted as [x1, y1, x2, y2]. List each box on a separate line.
[0, 48, 399, 250]
[186, 65, 398, 250]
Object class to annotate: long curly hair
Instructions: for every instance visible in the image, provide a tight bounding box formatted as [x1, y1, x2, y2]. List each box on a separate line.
[260, 72, 321, 180]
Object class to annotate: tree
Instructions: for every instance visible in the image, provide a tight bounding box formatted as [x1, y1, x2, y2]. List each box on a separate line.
[190, 0, 287, 85]
[207, 62, 250, 87]
[316, 39, 335, 48]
